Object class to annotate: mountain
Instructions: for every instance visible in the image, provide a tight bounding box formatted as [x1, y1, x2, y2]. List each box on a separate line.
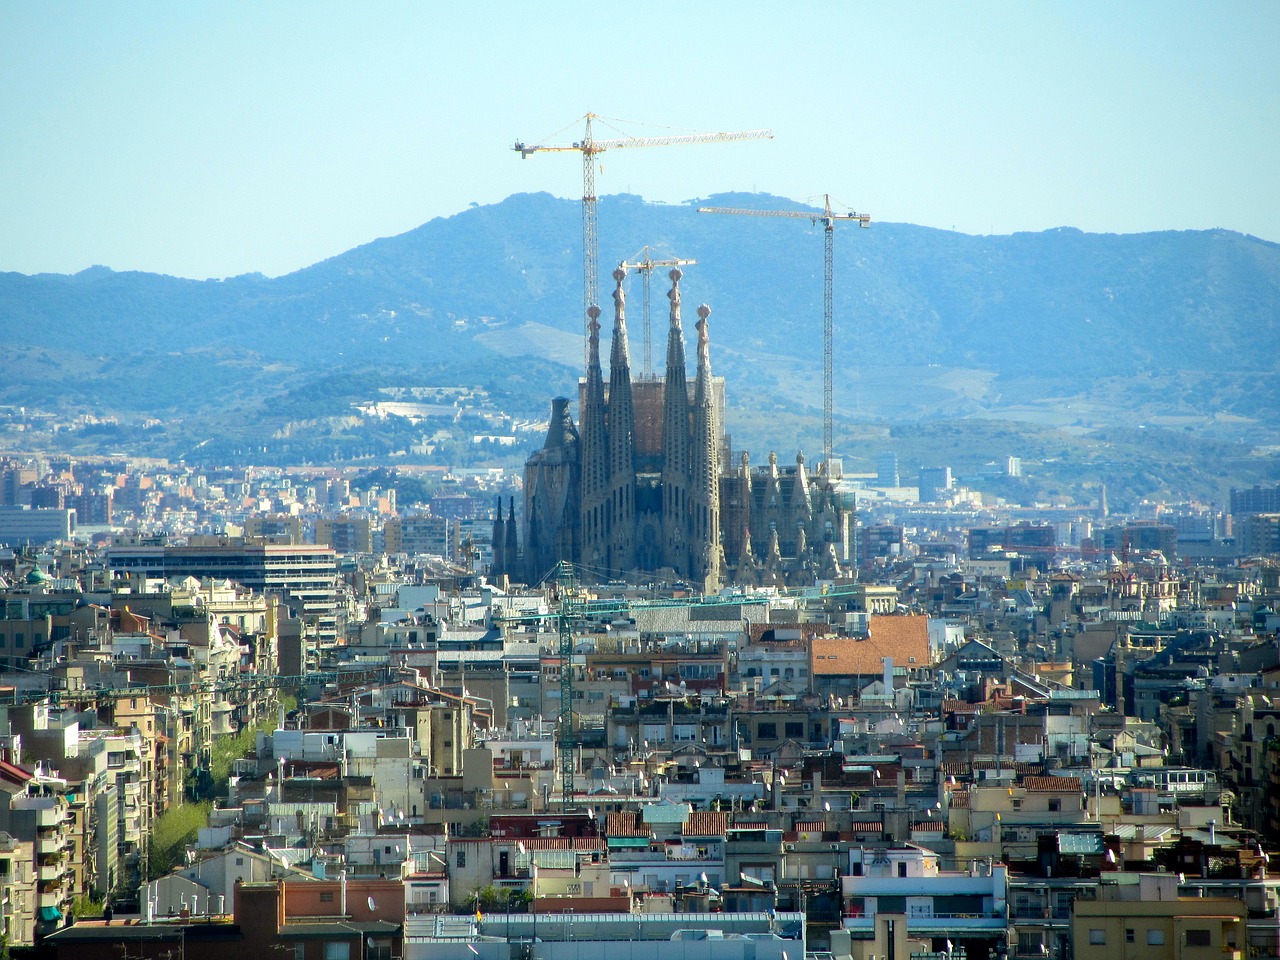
[1, 191, 1277, 500]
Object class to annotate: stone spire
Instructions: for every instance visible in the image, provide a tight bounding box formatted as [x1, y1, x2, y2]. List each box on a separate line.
[792, 451, 813, 522]
[738, 527, 759, 586]
[579, 305, 608, 567]
[522, 397, 580, 585]
[490, 495, 506, 578]
[691, 303, 721, 592]
[505, 495, 519, 578]
[606, 268, 637, 572]
[661, 268, 691, 574]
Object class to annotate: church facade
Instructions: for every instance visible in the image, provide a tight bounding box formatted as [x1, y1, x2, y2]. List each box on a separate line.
[505, 268, 853, 589]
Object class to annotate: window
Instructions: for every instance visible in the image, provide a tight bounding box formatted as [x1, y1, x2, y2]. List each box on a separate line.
[784, 722, 804, 739]
[456, 850, 466, 868]
[1186, 930, 1211, 947]
[1048, 799, 1061, 812]
[1147, 930, 1165, 946]
[1089, 930, 1106, 945]
[757, 722, 777, 740]
[897, 862, 907, 877]
[1126, 929, 1135, 943]
[323, 944, 351, 960]
[319, 891, 334, 903]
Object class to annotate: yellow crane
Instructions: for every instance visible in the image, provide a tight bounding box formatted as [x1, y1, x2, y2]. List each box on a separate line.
[698, 195, 869, 469]
[514, 114, 771, 361]
[618, 246, 697, 378]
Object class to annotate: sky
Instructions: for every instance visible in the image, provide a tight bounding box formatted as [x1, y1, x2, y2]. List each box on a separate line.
[1, 2, 1277, 280]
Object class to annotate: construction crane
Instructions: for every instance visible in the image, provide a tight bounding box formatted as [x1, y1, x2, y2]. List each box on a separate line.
[514, 114, 772, 361]
[698, 195, 870, 468]
[493, 564, 864, 809]
[618, 246, 697, 378]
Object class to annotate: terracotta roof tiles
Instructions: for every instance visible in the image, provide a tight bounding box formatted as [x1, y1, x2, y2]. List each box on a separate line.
[810, 615, 930, 677]
[1023, 776, 1082, 793]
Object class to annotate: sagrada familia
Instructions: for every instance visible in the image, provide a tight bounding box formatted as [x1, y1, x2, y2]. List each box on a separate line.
[491, 267, 854, 590]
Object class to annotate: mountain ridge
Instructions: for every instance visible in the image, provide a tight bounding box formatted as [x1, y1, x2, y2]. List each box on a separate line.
[1, 191, 1277, 491]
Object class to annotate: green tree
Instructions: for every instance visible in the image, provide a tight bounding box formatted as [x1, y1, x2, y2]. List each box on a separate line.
[148, 803, 211, 879]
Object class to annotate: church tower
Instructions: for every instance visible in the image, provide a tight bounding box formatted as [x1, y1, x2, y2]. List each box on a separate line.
[605, 268, 637, 573]
[579, 305, 609, 570]
[522, 397, 580, 583]
[690, 303, 722, 592]
[661, 268, 692, 575]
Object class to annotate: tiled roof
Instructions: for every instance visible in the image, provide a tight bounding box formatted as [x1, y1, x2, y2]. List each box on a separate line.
[684, 811, 728, 837]
[948, 791, 970, 808]
[847, 822, 884, 834]
[810, 615, 930, 676]
[606, 812, 648, 838]
[793, 821, 827, 833]
[1023, 776, 1081, 792]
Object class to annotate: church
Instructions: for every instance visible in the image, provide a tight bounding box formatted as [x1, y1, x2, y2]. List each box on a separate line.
[493, 267, 854, 590]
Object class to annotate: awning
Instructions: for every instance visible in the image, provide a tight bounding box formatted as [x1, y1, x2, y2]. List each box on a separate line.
[607, 837, 650, 848]
[38, 906, 62, 922]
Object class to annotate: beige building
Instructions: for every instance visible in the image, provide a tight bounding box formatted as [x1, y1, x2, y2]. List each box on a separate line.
[0, 830, 37, 948]
[1072, 874, 1245, 960]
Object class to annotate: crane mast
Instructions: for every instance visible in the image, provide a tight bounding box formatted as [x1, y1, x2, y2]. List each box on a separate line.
[698, 196, 869, 468]
[514, 114, 771, 362]
[619, 247, 697, 377]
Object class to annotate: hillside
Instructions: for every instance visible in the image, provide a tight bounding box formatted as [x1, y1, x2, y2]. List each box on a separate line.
[0, 191, 1277, 503]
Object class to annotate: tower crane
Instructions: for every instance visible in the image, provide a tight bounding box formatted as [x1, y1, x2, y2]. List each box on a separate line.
[698, 195, 869, 469]
[618, 246, 697, 378]
[514, 114, 772, 361]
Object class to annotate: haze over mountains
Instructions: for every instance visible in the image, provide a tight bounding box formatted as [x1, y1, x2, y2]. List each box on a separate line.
[1, 191, 1277, 500]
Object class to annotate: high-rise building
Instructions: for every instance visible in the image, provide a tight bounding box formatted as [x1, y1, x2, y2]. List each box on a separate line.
[521, 269, 852, 588]
[105, 538, 339, 643]
[1232, 484, 1280, 517]
[918, 466, 953, 503]
[876, 452, 899, 487]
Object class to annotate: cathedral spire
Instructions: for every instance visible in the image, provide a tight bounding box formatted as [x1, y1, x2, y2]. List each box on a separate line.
[691, 304, 721, 592]
[491, 495, 506, 578]
[661, 268, 692, 574]
[606, 268, 637, 572]
[505, 495, 519, 578]
[792, 450, 813, 521]
[579, 304, 609, 566]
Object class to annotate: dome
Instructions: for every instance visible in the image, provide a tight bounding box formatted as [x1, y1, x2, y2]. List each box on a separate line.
[25, 567, 50, 584]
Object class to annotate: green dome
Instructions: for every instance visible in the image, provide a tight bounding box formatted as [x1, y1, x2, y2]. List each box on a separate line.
[25, 567, 49, 584]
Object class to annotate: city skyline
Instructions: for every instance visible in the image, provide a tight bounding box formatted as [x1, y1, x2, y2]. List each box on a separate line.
[2, 2, 1277, 280]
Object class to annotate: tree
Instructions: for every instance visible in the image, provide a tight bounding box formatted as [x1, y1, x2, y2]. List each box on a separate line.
[148, 803, 211, 879]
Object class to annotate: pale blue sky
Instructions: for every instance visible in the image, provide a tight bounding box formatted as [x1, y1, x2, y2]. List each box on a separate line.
[2, 2, 1276, 279]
